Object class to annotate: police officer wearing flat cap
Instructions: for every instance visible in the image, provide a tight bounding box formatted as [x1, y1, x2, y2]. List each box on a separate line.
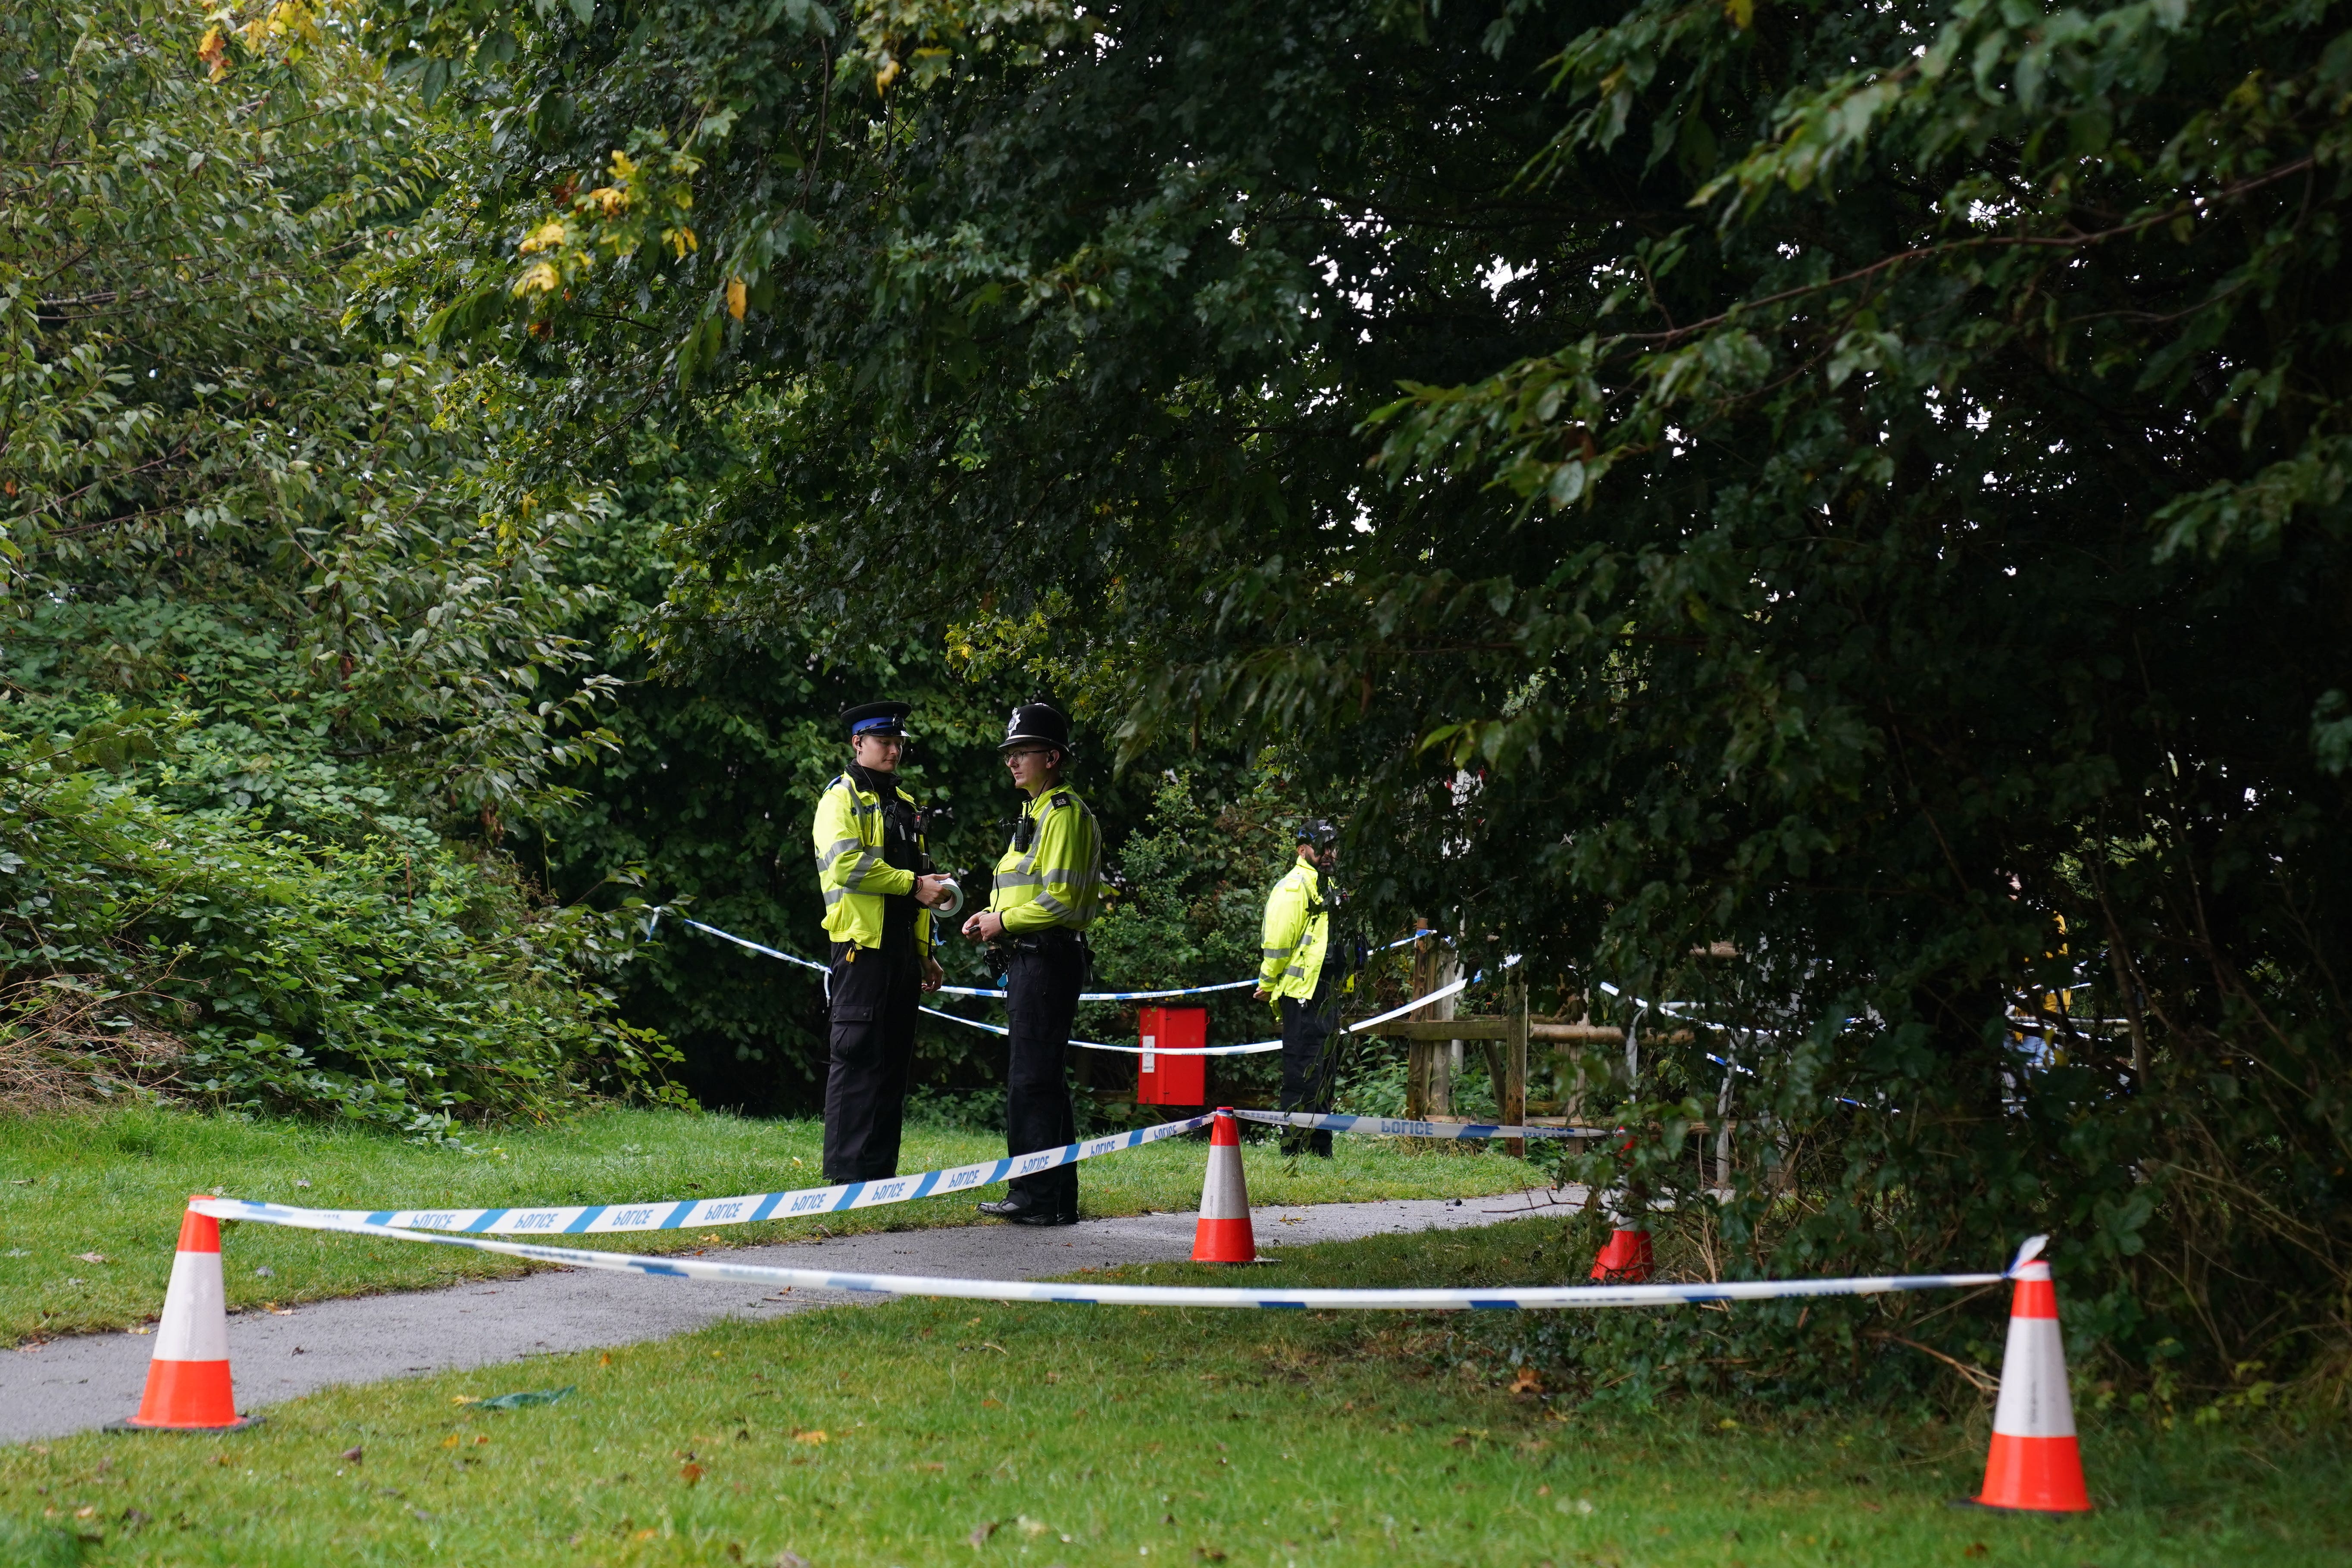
[961, 701, 1102, 1224]
[813, 701, 954, 1183]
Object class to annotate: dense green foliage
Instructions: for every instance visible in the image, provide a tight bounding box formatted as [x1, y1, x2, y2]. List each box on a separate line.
[374, 0, 2352, 1399]
[510, 505, 1040, 1113]
[0, 2, 669, 1126]
[0, 722, 663, 1132]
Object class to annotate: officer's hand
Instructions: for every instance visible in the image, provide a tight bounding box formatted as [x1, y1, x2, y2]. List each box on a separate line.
[962, 910, 1004, 941]
[1253, 986, 1272, 1002]
[913, 873, 952, 908]
[921, 957, 945, 993]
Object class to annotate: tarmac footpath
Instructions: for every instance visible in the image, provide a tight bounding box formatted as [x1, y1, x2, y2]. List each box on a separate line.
[2, 1190, 1574, 1443]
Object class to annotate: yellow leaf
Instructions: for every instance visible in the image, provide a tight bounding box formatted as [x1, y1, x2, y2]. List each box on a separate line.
[876, 54, 901, 91]
[271, 1, 321, 44]
[608, 149, 639, 182]
[197, 25, 228, 80]
[667, 226, 698, 259]
[793, 1429, 828, 1445]
[726, 278, 747, 320]
[517, 220, 569, 256]
[512, 261, 560, 297]
[1723, 0, 1754, 27]
[587, 185, 628, 216]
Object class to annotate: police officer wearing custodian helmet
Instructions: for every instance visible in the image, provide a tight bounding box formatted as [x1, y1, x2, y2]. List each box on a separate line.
[960, 701, 1102, 1225]
[813, 702, 955, 1183]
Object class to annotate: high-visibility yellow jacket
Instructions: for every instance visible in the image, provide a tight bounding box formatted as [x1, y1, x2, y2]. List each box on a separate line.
[987, 786, 1102, 933]
[811, 771, 932, 951]
[1260, 858, 1331, 1001]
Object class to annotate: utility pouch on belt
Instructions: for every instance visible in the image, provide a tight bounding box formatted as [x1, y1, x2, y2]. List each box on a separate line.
[987, 929, 1083, 968]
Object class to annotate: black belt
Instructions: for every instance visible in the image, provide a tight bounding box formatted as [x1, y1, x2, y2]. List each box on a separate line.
[992, 927, 1085, 955]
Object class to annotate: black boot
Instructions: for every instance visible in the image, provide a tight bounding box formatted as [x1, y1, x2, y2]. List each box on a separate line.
[978, 1192, 1079, 1226]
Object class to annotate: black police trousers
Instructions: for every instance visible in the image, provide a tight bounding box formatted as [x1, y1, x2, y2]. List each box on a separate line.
[1003, 939, 1084, 1214]
[822, 936, 921, 1183]
[1278, 993, 1341, 1157]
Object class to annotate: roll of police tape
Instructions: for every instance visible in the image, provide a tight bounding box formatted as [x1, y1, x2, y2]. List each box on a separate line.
[1232, 1110, 1620, 1142]
[182, 1198, 2033, 1311]
[200, 1113, 1216, 1238]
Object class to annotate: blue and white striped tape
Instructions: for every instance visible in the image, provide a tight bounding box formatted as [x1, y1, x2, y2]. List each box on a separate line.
[919, 1005, 1283, 1055]
[660, 911, 1430, 1005]
[200, 1113, 1215, 1237]
[1233, 1110, 1616, 1142]
[937, 976, 1261, 1002]
[921, 950, 1478, 1054]
[1345, 976, 1470, 1033]
[670, 911, 1514, 1057]
[667, 916, 830, 974]
[185, 1198, 2034, 1311]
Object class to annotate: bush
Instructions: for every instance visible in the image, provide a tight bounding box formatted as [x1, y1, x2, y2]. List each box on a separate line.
[0, 722, 679, 1135]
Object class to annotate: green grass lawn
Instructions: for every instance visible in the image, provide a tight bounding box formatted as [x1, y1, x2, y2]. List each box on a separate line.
[3, 1216, 2341, 1568]
[0, 1106, 1544, 1346]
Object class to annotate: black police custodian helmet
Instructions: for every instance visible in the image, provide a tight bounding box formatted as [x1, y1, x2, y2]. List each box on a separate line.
[1297, 818, 1339, 851]
[841, 701, 913, 738]
[998, 701, 1073, 754]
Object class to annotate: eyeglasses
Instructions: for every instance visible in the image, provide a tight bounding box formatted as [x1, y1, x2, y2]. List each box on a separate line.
[1004, 748, 1054, 763]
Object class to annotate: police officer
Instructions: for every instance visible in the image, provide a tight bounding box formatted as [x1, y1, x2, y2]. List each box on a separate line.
[960, 702, 1101, 1225]
[1256, 819, 1344, 1157]
[813, 701, 954, 1183]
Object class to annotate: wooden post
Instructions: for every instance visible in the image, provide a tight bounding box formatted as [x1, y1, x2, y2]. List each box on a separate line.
[1405, 934, 1434, 1119]
[1504, 979, 1529, 1159]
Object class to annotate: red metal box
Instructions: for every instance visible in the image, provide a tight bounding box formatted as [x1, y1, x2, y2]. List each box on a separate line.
[1135, 1005, 1207, 1105]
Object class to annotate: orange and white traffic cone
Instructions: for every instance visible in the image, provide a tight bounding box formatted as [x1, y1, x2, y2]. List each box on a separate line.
[1191, 1108, 1257, 1263]
[1968, 1237, 2089, 1513]
[1588, 1226, 1654, 1283]
[110, 1197, 260, 1432]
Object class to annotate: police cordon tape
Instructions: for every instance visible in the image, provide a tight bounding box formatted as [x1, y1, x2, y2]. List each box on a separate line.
[184, 1104, 1598, 1246]
[916, 970, 1476, 1055]
[179, 1192, 2033, 1312]
[1234, 1109, 1617, 1142]
[181, 1104, 1670, 1256]
[926, 940, 1420, 1001]
[192, 1113, 1216, 1238]
[655, 912, 1768, 1062]
[662, 911, 1602, 1061]
[654, 909, 1426, 1005]
[127, 1189, 2092, 1514]
[919, 1005, 1283, 1055]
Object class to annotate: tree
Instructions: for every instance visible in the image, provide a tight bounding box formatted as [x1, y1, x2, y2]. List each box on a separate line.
[0, 1, 670, 1128]
[3, 0, 616, 839]
[374, 0, 2349, 1391]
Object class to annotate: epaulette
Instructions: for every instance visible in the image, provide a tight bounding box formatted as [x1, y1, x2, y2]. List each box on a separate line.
[1052, 791, 1073, 811]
